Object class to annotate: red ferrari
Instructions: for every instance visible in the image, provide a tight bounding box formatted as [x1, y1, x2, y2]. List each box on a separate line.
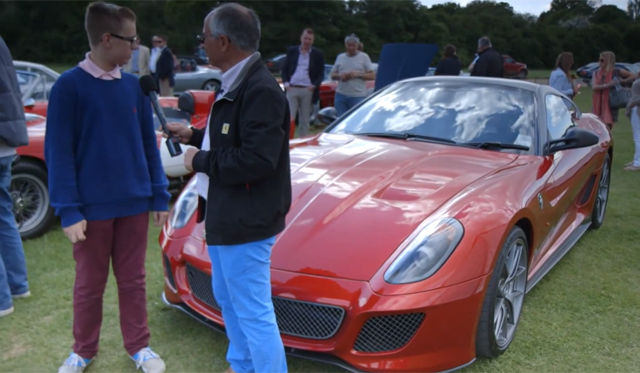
[159, 76, 612, 372]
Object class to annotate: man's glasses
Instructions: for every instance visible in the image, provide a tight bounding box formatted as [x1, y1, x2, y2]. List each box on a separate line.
[110, 33, 139, 46]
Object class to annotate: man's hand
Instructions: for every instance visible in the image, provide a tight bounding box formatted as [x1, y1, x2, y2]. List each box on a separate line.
[63, 220, 87, 244]
[153, 211, 169, 226]
[164, 122, 193, 144]
[184, 147, 198, 172]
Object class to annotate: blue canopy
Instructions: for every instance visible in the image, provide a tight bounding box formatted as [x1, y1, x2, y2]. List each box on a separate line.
[374, 43, 439, 92]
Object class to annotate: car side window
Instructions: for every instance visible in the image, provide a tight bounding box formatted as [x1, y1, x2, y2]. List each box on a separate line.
[545, 94, 575, 141]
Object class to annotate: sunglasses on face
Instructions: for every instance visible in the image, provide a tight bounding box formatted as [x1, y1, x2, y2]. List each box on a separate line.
[109, 33, 139, 46]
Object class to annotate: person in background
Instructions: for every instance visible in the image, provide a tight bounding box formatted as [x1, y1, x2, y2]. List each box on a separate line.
[434, 44, 461, 76]
[468, 53, 479, 73]
[153, 34, 174, 96]
[624, 75, 640, 171]
[330, 34, 376, 117]
[592, 51, 635, 130]
[45, 2, 169, 372]
[470, 36, 503, 78]
[549, 52, 579, 99]
[122, 35, 150, 76]
[0, 36, 30, 320]
[281, 28, 325, 137]
[149, 35, 161, 76]
[357, 42, 364, 51]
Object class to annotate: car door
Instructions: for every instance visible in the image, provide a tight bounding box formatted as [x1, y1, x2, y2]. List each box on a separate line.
[533, 94, 594, 262]
[503, 56, 517, 77]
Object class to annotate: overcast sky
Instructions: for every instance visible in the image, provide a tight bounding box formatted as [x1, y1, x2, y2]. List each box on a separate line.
[419, 0, 627, 16]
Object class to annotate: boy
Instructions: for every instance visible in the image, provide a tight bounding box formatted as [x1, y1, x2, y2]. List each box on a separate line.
[45, 2, 169, 373]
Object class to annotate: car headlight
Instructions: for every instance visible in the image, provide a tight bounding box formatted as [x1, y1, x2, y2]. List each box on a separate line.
[168, 180, 198, 229]
[384, 217, 464, 284]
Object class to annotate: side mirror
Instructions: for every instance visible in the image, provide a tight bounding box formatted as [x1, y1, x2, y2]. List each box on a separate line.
[317, 107, 337, 125]
[548, 127, 599, 153]
[23, 98, 35, 108]
[177, 92, 195, 114]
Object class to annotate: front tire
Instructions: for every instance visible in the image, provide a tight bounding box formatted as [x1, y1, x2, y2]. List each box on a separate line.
[476, 226, 529, 358]
[10, 160, 56, 240]
[589, 152, 611, 230]
[202, 79, 220, 92]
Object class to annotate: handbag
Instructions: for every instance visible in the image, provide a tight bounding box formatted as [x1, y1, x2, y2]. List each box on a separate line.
[609, 83, 631, 109]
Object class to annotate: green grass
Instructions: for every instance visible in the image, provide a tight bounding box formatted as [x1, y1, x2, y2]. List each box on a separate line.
[2, 88, 639, 372]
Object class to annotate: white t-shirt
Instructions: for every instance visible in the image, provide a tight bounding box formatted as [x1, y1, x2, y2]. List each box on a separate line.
[330, 52, 375, 97]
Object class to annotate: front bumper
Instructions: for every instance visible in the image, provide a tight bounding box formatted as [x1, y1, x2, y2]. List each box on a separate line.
[161, 235, 488, 373]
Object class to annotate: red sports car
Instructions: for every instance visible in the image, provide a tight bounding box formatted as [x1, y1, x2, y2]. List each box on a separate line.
[160, 76, 611, 372]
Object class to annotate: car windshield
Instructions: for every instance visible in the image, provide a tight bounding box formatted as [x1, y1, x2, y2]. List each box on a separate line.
[326, 81, 537, 151]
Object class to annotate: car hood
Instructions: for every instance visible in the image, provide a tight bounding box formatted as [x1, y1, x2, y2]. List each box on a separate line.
[271, 133, 519, 281]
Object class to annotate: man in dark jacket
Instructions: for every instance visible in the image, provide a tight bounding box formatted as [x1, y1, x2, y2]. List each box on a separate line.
[153, 35, 175, 96]
[0, 36, 30, 318]
[470, 36, 504, 78]
[165, 3, 291, 373]
[281, 28, 325, 137]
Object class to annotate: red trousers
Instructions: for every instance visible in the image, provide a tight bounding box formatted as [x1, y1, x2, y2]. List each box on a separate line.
[71, 212, 150, 358]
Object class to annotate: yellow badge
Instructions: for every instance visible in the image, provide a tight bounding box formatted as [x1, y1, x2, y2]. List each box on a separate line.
[221, 123, 230, 134]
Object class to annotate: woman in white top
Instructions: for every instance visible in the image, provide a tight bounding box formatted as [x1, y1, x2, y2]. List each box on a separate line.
[625, 76, 640, 171]
[549, 52, 579, 99]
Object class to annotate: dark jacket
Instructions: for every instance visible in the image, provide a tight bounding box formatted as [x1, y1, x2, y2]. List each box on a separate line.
[435, 56, 461, 76]
[470, 47, 504, 78]
[190, 53, 292, 246]
[155, 47, 175, 87]
[0, 36, 28, 149]
[281, 46, 325, 104]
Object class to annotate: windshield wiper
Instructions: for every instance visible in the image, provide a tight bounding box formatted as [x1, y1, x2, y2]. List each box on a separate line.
[465, 142, 530, 151]
[356, 132, 457, 144]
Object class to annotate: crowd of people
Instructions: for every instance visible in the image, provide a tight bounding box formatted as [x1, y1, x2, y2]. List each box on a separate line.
[0, 2, 638, 373]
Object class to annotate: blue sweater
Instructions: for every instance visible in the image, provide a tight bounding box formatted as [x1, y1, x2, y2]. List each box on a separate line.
[45, 67, 170, 228]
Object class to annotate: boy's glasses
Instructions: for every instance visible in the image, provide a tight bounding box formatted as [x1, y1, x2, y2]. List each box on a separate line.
[109, 33, 139, 46]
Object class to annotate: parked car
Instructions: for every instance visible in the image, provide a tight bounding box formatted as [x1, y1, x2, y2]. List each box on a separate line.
[159, 76, 612, 373]
[14, 61, 59, 103]
[503, 55, 528, 79]
[264, 53, 286, 74]
[173, 58, 222, 95]
[577, 62, 639, 87]
[11, 88, 218, 240]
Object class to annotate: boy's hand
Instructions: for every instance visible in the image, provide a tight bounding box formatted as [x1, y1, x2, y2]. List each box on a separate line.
[153, 211, 169, 226]
[164, 122, 193, 144]
[64, 220, 87, 243]
[184, 147, 198, 172]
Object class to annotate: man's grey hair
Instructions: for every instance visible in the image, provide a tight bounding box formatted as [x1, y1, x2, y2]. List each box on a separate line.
[478, 36, 491, 48]
[344, 34, 360, 44]
[207, 3, 261, 53]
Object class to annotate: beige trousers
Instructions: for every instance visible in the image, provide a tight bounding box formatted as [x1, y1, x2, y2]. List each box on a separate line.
[159, 79, 174, 97]
[286, 86, 314, 137]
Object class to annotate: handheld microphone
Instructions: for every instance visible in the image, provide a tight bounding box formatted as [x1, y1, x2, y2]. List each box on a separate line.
[139, 75, 183, 157]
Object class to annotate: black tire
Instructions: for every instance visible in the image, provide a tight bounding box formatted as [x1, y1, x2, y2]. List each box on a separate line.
[201, 79, 220, 92]
[589, 152, 611, 230]
[10, 160, 56, 240]
[517, 69, 528, 79]
[476, 226, 529, 359]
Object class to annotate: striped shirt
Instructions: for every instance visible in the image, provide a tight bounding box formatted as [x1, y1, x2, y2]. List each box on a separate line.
[331, 52, 374, 97]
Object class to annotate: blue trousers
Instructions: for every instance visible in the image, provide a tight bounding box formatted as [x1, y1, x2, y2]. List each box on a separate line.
[0, 155, 29, 311]
[208, 236, 287, 373]
[334, 92, 365, 117]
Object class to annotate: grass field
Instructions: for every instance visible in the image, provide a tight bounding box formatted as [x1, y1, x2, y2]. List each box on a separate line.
[2, 80, 639, 372]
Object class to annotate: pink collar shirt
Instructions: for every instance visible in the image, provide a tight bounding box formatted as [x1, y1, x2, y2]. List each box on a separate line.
[78, 52, 122, 80]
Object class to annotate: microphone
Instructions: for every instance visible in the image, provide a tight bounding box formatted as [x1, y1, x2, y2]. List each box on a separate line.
[139, 75, 183, 157]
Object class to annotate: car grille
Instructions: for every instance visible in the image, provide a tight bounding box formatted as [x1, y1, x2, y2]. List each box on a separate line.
[353, 312, 425, 353]
[185, 263, 345, 339]
[163, 254, 176, 290]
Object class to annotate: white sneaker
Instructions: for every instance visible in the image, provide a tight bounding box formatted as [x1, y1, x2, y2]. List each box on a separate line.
[12, 290, 31, 299]
[0, 306, 14, 318]
[57, 352, 93, 373]
[131, 347, 166, 373]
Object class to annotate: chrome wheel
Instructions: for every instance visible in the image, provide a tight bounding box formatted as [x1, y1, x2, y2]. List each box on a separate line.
[10, 173, 49, 234]
[493, 237, 528, 350]
[595, 158, 610, 223]
[202, 80, 220, 91]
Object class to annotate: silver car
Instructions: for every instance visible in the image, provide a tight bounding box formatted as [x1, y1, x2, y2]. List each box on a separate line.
[13, 60, 60, 102]
[173, 58, 222, 95]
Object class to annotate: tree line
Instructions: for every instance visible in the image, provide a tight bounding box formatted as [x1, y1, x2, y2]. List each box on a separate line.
[1, 0, 639, 69]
